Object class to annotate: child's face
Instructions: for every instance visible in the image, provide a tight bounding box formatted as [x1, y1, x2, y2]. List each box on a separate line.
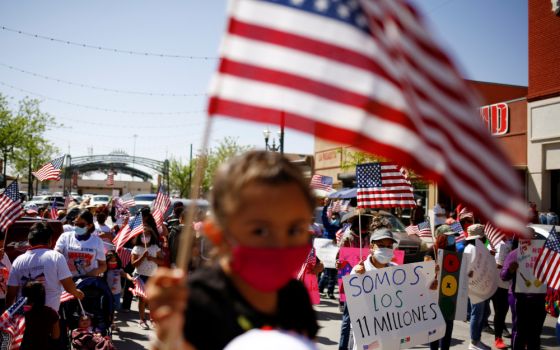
[222, 183, 311, 249]
[78, 316, 91, 328]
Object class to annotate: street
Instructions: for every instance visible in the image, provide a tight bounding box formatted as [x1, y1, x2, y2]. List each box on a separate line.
[113, 289, 559, 349]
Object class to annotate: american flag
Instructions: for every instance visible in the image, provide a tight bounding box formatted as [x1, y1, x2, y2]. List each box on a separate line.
[64, 194, 74, 209]
[119, 193, 135, 208]
[297, 247, 317, 279]
[112, 213, 143, 251]
[405, 221, 431, 238]
[533, 226, 560, 290]
[356, 162, 415, 208]
[106, 171, 114, 186]
[129, 276, 147, 299]
[152, 186, 171, 228]
[0, 296, 26, 350]
[207, 0, 528, 236]
[60, 290, 76, 303]
[484, 222, 505, 250]
[449, 221, 465, 243]
[49, 198, 58, 220]
[0, 180, 24, 232]
[310, 174, 333, 192]
[117, 247, 133, 267]
[31, 155, 65, 181]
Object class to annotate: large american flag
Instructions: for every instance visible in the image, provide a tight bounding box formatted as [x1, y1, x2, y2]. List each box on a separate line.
[484, 222, 505, 250]
[356, 162, 414, 208]
[129, 276, 147, 299]
[152, 186, 171, 228]
[112, 213, 143, 251]
[310, 174, 333, 192]
[0, 180, 24, 232]
[31, 155, 65, 181]
[207, 0, 528, 236]
[106, 171, 114, 186]
[534, 226, 560, 290]
[0, 296, 26, 350]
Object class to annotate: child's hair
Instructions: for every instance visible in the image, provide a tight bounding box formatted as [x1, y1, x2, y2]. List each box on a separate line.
[22, 281, 46, 313]
[210, 150, 314, 228]
[134, 227, 158, 246]
[96, 212, 107, 225]
[141, 209, 159, 238]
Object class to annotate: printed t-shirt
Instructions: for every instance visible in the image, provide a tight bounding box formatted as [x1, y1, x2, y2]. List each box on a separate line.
[7, 248, 72, 311]
[55, 232, 105, 277]
[106, 269, 122, 294]
[131, 245, 160, 276]
[0, 254, 12, 299]
[184, 265, 318, 350]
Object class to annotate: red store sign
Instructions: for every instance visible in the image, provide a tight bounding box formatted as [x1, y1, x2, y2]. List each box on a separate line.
[479, 102, 508, 136]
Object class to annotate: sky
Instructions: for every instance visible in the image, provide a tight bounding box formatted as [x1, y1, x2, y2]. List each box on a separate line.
[0, 0, 528, 179]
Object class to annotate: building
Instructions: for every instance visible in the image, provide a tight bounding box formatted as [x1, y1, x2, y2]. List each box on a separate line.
[527, 0, 560, 214]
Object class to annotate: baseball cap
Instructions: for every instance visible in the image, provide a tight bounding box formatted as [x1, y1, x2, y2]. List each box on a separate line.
[24, 203, 39, 214]
[465, 224, 485, 240]
[369, 227, 398, 244]
[435, 224, 455, 237]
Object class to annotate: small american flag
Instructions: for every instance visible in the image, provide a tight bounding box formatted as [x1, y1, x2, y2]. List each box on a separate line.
[129, 277, 147, 299]
[0, 296, 27, 350]
[106, 171, 114, 186]
[356, 163, 415, 209]
[207, 0, 528, 237]
[297, 247, 317, 279]
[405, 221, 431, 238]
[49, 198, 58, 220]
[152, 186, 171, 228]
[533, 226, 560, 290]
[332, 200, 342, 213]
[113, 213, 143, 251]
[120, 193, 135, 208]
[117, 247, 133, 267]
[0, 180, 24, 232]
[60, 291, 75, 303]
[449, 221, 465, 243]
[484, 222, 505, 250]
[310, 174, 333, 192]
[32, 155, 65, 181]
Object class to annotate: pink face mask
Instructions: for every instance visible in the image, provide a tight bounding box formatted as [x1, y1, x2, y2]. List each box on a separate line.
[230, 244, 311, 292]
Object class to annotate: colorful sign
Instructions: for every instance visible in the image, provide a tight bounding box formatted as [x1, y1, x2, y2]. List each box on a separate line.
[516, 239, 547, 294]
[343, 261, 445, 350]
[436, 250, 470, 321]
[468, 240, 498, 304]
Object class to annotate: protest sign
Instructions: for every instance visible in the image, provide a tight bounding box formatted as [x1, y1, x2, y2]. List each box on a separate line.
[337, 248, 405, 302]
[436, 250, 470, 321]
[343, 261, 445, 350]
[516, 239, 547, 294]
[467, 240, 498, 304]
[314, 238, 339, 269]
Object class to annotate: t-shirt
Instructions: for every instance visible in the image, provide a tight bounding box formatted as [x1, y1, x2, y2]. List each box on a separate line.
[131, 245, 160, 276]
[495, 241, 512, 290]
[21, 306, 60, 350]
[106, 269, 122, 295]
[0, 254, 12, 299]
[55, 232, 106, 277]
[184, 266, 318, 350]
[7, 248, 72, 311]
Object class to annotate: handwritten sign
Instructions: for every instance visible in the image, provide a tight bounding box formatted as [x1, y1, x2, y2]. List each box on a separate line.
[343, 261, 445, 350]
[468, 240, 498, 304]
[313, 238, 339, 269]
[516, 239, 547, 294]
[436, 250, 470, 321]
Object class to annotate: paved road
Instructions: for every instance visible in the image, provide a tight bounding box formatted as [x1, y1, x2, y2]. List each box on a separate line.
[114, 292, 559, 349]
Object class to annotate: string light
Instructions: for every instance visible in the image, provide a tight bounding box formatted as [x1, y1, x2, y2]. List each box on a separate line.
[0, 62, 207, 97]
[54, 115, 206, 129]
[1, 25, 219, 60]
[0, 81, 206, 115]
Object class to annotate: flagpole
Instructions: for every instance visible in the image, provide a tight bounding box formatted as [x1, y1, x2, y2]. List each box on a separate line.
[358, 210, 363, 261]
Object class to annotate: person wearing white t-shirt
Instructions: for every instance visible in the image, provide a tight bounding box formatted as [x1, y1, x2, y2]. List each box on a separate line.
[55, 210, 106, 277]
[6, 222, 84, 312]
[131, 227, 164, 329]
[0, 231, 12, 312]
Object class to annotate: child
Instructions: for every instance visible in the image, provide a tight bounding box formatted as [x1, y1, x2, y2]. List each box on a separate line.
[21, 281, 60, 350]
[104, 250, 133, 330]
[0, 231, 12, 312]
[147, 151, 318, 350]
[131, 227, 164, 329]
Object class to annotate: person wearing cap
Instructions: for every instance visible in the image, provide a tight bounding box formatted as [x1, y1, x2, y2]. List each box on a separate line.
[464, 224, 491, 350]
[24, 203, 39, 218]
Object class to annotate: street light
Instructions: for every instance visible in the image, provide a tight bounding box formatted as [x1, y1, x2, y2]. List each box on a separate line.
[263, 127, 284, 153]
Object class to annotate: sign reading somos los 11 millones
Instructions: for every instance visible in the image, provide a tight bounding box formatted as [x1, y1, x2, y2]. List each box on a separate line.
[343, 261, 446, 350]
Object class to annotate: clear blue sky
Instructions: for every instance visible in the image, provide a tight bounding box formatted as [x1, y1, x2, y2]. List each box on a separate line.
[0, 0, 528, 175]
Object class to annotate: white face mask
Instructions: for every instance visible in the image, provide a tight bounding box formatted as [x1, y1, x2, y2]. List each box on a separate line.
[373, 247, 394, 264]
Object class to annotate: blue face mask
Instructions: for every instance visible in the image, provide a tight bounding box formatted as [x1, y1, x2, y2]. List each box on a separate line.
[331, 219, 340, 226]
[74, 226, 87, 236]
[447, 235, 455, 246]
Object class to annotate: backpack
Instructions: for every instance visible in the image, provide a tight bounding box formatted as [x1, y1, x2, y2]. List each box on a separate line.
[545, 287, 560, 317]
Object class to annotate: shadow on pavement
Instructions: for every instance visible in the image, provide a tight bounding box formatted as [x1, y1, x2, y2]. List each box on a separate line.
[316, 335, 339, 346]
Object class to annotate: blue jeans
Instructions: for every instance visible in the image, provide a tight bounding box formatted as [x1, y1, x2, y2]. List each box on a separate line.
[113, 292, 121, 311]
[470, 300, 486, 342]
[339, 303, 351, 350]
[319, 268, 337, 294]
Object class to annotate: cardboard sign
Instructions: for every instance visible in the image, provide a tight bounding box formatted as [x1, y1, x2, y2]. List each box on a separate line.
[516, 239, 547, 294]
[436, 250, 470, 321]
[467, 240, 498, 304]
[313, 238, 339, 269]
[343, 261, 445, 350]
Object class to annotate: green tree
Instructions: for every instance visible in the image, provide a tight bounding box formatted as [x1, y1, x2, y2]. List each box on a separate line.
[0, 95, 26, 187]
[169, 157, 194, 198]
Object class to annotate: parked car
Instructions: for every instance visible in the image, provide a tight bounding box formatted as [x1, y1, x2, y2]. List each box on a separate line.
[89, 195, 110, 207]
[4, 218, 64, 262]
[164, 198, 210, 219]
[129, 193, 157, 216]
[26, 195, 65, 210]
